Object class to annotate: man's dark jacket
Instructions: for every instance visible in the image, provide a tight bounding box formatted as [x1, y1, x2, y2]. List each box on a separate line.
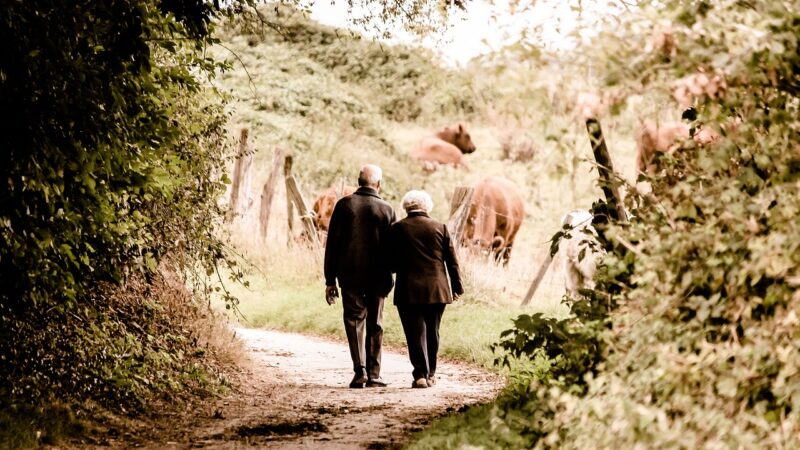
[389, 211, 464, 305]
[324, 186, 396, 296]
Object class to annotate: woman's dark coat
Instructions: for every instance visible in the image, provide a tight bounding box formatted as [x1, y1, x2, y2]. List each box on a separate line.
[389, 211, 463, 305]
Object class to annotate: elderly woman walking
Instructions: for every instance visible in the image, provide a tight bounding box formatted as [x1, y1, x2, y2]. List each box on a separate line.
[390, 190, 464, 389]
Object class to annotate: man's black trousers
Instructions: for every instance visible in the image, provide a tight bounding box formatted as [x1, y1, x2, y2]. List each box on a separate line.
[342, 289, 384, 379]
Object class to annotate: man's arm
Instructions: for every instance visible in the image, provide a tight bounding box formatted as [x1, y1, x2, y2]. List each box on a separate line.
[324, 200, 345, 287]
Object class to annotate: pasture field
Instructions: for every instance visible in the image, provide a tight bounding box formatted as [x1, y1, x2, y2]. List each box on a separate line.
[210, 6, 646, 369]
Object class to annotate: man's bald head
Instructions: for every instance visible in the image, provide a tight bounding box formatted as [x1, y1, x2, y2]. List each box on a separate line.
[358, 164, 382, 189]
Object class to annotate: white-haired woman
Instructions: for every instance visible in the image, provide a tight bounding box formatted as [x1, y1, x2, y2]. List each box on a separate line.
[389, 190, 463, 389]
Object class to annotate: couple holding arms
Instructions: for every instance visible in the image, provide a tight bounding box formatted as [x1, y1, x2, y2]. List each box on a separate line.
[324, 164, 463, 389]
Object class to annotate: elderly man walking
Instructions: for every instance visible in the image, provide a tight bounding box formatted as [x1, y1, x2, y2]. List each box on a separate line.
[324, 164, 396, 388]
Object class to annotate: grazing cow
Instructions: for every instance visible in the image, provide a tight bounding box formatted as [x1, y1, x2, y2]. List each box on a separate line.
[646, 22, 678, 59]
[311, 184, 357, 245]
[575, 91, 626, 120]
[461, 176, 525, 265]
[672, 72, 726, 108]
[560, 209, 604, 298]
[635, 120, 720, 175]
[410, 123, 476, 171]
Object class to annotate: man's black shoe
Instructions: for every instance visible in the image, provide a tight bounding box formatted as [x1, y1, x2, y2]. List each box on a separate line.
[366, 378, 389, 388]
[349, 371, 368, 388]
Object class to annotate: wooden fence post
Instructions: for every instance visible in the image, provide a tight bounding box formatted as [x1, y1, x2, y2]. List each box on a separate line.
[284, 155, 294, 246]
[285, 179, 319, 248]
[227, 128, 254, 222]
[520, 251, 554, 306]
[448, 186, 474, 245]
[585, 118, 627, 222]
[259, 147, 283, 242]
[282, 155, 319, 248]
[522, 118, 627, 306]
[335, 177, 346, 199]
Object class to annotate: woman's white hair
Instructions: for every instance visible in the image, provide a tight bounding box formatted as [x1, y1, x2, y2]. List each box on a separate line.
[401, 190, 434, 213]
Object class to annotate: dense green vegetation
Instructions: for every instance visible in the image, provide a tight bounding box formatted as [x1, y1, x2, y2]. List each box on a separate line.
[0, 1, 242, 447]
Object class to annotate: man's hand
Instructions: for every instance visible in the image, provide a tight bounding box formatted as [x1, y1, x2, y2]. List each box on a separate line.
[453, 293, 462, 302]
[325, 285, 339, 305]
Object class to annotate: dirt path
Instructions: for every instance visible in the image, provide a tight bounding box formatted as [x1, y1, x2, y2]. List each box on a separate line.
[117, 328, 502, 449]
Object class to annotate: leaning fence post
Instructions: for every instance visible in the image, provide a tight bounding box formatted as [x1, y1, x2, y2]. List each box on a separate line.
[522, 118, 627, 306]
[227, 128, 253, 222]
[335, 177, 346, 200]
[585, 118, 627, 222]
[520, 250, 554, 306]
[282, 155, 319, 248]
[284, 155, 294, 247]
[285, 176, 319, 248]
[259, 147, 283, 242]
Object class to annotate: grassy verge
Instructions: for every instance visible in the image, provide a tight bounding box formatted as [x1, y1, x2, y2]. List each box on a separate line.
[404, 402, 530, 450]
[0, 403, 84, 450]
[215, 243, 568, 369]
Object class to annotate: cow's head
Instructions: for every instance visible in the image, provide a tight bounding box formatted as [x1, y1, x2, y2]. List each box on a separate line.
[461, 212, 506, 262]
[441, 123, 477, 154]
[454, 123, 477, 154]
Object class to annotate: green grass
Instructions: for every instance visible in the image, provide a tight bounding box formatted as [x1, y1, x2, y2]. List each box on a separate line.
[215, 245, 566, 368]
[0, 403, 84, 450]
[404, 403, 529, 450]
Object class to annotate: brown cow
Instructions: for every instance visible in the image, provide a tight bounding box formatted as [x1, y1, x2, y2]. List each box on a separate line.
[311, 184, 357, 245]
[635, 120, 720, 175]
[410, 123, 476, 171]
[672, 72, 726, 108]
[461, 176, 525, 265]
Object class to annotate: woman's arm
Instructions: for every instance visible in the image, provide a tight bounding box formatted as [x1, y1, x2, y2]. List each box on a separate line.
[442, 224, 464, 297]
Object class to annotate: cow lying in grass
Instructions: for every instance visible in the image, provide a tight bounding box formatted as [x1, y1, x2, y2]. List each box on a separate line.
[410, 123, 476, 171]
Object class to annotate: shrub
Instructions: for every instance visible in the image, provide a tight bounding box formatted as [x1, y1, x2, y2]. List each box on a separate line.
[487, 1, 800, 447]
[0, 0, 242, 435]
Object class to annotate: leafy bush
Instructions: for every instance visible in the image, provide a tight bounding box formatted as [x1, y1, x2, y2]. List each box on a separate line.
[470, 1, 800, 448]
[224, 4, 479, 122]
[0, 0, 241, 438]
